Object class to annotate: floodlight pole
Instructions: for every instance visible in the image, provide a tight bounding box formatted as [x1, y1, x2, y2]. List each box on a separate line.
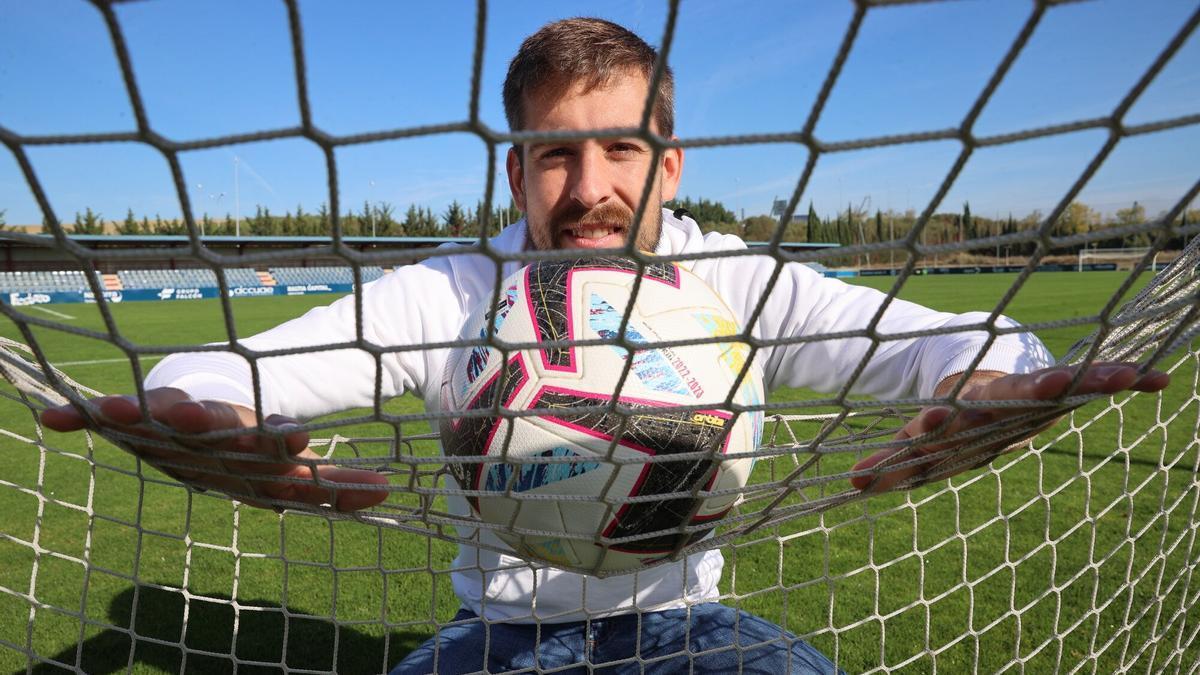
[369, 180, 377, 237]
[234, 156, 241, 237]
[856, 195, 871, 268]
[210, 192, 224, 238]
[995, 212, 1000, 265]
[196, 183, 206, 238]
[889, 214, 894, 271]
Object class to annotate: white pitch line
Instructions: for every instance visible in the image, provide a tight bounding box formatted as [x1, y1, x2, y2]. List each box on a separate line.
[29, 306, 75, 320]
[55, 355, 167, 367]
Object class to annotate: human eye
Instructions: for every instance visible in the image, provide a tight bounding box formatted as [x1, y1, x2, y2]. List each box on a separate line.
[537, 146, 572, 160]
[608, 141, 644, 156]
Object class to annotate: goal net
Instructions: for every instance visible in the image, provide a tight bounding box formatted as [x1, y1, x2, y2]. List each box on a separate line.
[2, 1, 1199, 673]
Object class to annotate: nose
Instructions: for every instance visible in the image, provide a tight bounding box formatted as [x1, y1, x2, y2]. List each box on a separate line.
[569, 146, 611, 210]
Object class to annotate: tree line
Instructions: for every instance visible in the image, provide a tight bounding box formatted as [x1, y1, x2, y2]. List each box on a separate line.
[39, 197, 1198, 252]
[671, 197, 1197, 254]
[53, 200, 524, 238]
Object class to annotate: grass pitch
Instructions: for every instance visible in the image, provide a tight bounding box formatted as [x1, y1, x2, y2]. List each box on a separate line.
[0, 271, 1197, 673]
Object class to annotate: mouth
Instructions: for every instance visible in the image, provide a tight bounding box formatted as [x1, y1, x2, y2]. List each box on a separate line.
[558, 223, 628, 249]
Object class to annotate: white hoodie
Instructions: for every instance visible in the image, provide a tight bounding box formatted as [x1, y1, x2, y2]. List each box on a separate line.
[147, 209, 1053, 622]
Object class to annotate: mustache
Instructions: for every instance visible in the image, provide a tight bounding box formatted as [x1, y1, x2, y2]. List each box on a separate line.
[553, 201, 635, 230]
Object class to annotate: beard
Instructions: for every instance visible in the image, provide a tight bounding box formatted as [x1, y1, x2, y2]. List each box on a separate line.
[527, 198, 663, 253]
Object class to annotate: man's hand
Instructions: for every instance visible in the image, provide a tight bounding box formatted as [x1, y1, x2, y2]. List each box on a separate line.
[40, 387, 390, 511]
[850, 363, 1171, 493]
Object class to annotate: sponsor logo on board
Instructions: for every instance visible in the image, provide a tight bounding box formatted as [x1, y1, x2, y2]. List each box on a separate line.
[9, 293, 51, 306]
[229, 286, 274, 297]
[83, 290, 123, 304]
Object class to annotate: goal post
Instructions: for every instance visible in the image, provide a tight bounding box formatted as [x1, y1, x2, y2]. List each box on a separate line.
[1078, 246, 1162, 272]
[2, 1, 1200, 674]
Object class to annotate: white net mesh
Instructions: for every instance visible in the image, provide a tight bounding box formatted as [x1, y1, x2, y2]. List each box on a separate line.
[2, 0, 1199, 672]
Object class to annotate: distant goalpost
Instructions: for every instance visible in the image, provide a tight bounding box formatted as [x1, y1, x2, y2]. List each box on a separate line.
[2, 1, 1200, 674]
[1078, 246, 1164, 272]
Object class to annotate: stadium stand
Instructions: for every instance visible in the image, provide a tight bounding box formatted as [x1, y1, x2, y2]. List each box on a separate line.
[0, 270, 101, 293]
[269, 265, 386, 285]
[117, 267, 264, 290]
[1, 266, 391, 293]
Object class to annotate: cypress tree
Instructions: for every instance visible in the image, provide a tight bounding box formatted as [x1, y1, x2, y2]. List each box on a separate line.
[119, 208, 140, 235]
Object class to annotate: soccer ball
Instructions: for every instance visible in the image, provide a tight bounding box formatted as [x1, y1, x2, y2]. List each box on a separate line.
[437, 257, 764, 574]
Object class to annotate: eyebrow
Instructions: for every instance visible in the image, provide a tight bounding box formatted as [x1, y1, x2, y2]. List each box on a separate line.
[526, 141, 567, 155]
[527, 137, 645, 154]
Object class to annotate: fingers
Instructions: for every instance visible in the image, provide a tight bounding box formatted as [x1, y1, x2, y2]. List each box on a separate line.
[252, 456, 391, 511]
[1131, 369, 1171, 392]
[264, 414, 311, 456]
[162, 398, 246, 434]
[40, 404, 89, 431]
[973, 363, 1170, 403]
[850, 406, 951, 493]
[39, 389, 390, 512]
[40, 387, 194, 431]
[851, 362, 1172, 494]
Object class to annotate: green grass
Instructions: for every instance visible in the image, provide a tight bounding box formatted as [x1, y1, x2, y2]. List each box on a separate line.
[1, 272, 1197, 673]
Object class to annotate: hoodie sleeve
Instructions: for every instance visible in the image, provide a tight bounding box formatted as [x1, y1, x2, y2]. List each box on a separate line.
[145, 256, 466, 419]
[699, 242, 1054, 400]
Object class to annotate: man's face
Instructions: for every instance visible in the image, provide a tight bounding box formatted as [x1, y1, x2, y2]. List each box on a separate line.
[507, 71, 683, 252]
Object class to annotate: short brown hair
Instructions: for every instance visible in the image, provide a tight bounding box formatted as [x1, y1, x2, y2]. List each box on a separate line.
[503, 17, 675, 138]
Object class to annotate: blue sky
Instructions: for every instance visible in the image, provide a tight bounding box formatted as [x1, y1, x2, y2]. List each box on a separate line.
[0, 0, 1196, 228]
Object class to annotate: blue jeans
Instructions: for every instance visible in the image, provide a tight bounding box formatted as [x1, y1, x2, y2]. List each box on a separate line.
[391, 603, 842, 674]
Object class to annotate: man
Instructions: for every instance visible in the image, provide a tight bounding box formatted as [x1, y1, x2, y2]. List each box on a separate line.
[42, 18, 1168, 674]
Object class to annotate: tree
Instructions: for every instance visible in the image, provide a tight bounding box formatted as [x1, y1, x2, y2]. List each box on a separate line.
[664, 196, 737, 230]
[249, 206, 274, 236]
[294, 203, 309, 236]
[118, 208, 141, 235]
[361, 199, 377, 237]
[424, 207, 438, 235]
[742, 215, 779, 241]
[1115, 201, 1149, 247]
[318, 203, 330, 236]
[375, 202, 397, 236]
[806, 202, 819, 242]
[340, 208, 361, 237]
[1115, 201, 1147, 227]
[72, 208, 105, 235]
[1058, 201, 1099, 241]
[469, 199, 503, 237]
[1018, 210, 1043, 255]
[279, 210, 295, 236]
[961, 201, 973, 241]
[443, 200, 467, 237]
[158, 214, 185, 235]
[1165, 208, 1191, 250]
[403, 204, 421, 236]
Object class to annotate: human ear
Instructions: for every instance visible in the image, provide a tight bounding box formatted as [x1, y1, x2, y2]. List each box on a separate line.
[506, 146, 527, 212]
[659, 141, 684, 202]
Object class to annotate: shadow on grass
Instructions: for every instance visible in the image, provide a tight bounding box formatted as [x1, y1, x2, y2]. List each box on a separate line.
[1042, 442, 1196, 471]
[28, 584, 432, 674]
